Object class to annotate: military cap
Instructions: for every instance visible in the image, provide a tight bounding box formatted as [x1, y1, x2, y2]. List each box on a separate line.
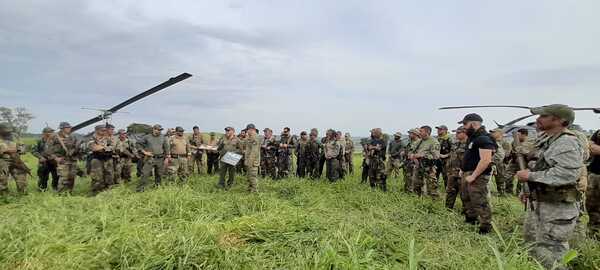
[435, 125, 448, 130]
[245, 123, 258, 132]
[458, 113, 483, 124]
[224, 126, 234, 132]
[152, 124, 163, 130]
[175, 126, 184, 132]
[345, 132, 351, 137]
[490, 128, 503, 133]
[193, 126, 199, 130]
[394, 132, 402, 137]
[408, 128, 420, 135]
[42, 127, 55, 133]
[59, 122, 72, 129]
[300, 131, 307, 135]
[453, 127, 466, 133]
[530, 104, 575, 125]
[95, 125, 106, 131]
[105, 123, 115, 129]
[117, 129, 127, 134]
[0, 123, 11, 132]
[263, 128, 272, 132]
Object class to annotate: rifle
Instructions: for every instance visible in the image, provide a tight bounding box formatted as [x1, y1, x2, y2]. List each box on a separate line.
[9, 153, 32, 176]
[513, 131, 533, 211]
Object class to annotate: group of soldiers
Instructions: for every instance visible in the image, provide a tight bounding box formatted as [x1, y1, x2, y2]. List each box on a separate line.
[0, 104, 599, 269]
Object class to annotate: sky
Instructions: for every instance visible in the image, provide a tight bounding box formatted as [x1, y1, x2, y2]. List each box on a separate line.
[1, 0, 599, 136]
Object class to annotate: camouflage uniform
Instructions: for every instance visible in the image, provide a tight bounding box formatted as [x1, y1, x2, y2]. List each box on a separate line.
[446, 140, 467, 209]
[586, 130, 600, 240]
[386, 135, 404, 179]
[523, 130, 584, 270]
[403, 131, 421, 193]
[324, 138, 342, 182]
[415, 136, 441, 197]
[296, 136, 309, 178]
[436, 133, 452, 187]
[167, 132, 190, 183]
[337, 135, 346, 179]
[277, 134, 294, 179]
[242, 124, 260, 192]
[260, 133, 278, 179]
[344, 135, 354, 176]
[504, 139, 534, 195]
[50, 125, 79, 194]
[32, 128, 60, 191]
[87, 133, 115, 195]
[491, 140, 506, 195]
[367, 136, 387, 191]
[217, 131, 241, 189]
[493, 138, 512, 195]
[305, 136, 321, 179]
[206, 134, 220, 175]
[0, 127, 28, 194]
[360, 137, 372, 184]
[114, 134, 136, 183]
[188, 133, 206, 174]
[136, 127, 170, 192]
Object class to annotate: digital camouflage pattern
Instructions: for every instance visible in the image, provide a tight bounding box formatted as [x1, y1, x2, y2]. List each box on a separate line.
[87, 135, 115, 195]
[50, 131, 79, 193]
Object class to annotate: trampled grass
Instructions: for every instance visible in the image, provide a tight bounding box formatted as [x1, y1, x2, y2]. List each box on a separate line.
[0, 154, 599, 269]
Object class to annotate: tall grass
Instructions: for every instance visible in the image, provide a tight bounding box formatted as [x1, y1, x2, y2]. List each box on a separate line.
[0, 154, 598, 269]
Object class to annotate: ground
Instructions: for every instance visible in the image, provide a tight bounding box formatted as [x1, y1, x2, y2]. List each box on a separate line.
[0, 153, 598, 270]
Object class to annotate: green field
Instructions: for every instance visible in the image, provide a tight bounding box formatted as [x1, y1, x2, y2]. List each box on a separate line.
[0, 154, 599, 269]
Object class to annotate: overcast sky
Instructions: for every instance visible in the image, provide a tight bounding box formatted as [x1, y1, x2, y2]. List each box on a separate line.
[1, 0, 599, 136]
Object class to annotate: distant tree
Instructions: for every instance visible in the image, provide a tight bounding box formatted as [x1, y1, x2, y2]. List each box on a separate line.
[0, 107, 35, 137]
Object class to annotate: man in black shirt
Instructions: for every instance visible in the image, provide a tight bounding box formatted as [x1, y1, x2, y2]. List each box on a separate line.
[587, 129, 600, 240]
[459, 113, 496, 234]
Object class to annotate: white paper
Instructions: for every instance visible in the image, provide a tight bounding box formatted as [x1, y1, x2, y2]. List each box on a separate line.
[221, 152, 242, 166]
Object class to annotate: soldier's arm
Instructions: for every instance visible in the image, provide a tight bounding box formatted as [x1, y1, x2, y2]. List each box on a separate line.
[163, 138, 171, 157]
[528, 138, 583, 187]
[591, 142, 600, 156]
[31, 140, 44, 159]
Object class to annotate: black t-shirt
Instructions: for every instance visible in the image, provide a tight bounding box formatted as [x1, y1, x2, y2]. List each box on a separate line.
[461, 129, 497, 175]
[589, 130, 600, 174]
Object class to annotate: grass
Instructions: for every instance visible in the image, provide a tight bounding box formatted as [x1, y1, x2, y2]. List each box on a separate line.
[0, 154, 599, 270]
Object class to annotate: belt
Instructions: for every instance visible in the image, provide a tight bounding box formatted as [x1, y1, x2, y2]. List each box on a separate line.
[171, 154, 188, 158]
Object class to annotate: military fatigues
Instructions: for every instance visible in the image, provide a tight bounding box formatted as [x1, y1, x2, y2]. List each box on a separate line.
[296, 138, 309, 178]
[344, 138, 354, 176]
[318, 137, 328, 178]
[445, 140, 467, 209]
[587, 130, 600, 240]
[367, 138, 387, 191]
[386, 139, 404, 179]
[50, 132, 79, 193]
[188, 133, 205, 174]
[436, 134, 452, 187]
[277, 135, 294, 179]
[491, 140, 506, 195]
[206, 137, 220, 175]
[337, 138, 346, 179]
[324, 139, 342, 182]
[523, 131, 584, 270]
[217, 136, 241, 189]
[415, 137, 440, 197]
[403, 139, 421, 193]
[242, 135, 261, 192]
[136, 134, 170, 191]
[168, 135, 190, 182]
[87, 135, 115, 195]
[493, 139, 512, 195]
[260, 136, 278, 179]
[114, 138, 136, 183]
[504, 139, 534, 195]
[32, 136, 60, 190]
[305, 138, 321, 179]
[0, 138, 27, 194]
[360, 138, 371, 184]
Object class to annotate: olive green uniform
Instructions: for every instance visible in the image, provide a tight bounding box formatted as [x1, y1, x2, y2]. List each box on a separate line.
[217, 136, 241, 189]
[242, 135, 261, 192]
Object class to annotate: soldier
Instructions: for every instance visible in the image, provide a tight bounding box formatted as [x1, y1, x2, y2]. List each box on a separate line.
[435, 125, 452, 187]
[459, 113, 496, 234]
[242, 124, 260, 192]
[114, 129, 136, 183]
[588, 129, 600, 240]
[206, 132, 220, 175]
[136, 124, 170, 192]
[516, 105, 584, 269]
[446, 127, 468, 209]
[237, 130, 247, 174]
[51, 122, 79, 194]
[344, 133, 354, 176]
[317, 129, 328, 178]
[360, 136, 371, 184]
[167, 126, 191, 183]
[366, 128, 387, 191]
[324, 129, 342, 182]
[188, 126, 206, 175]
[410, 126, 440, 197]
[87, 125, 115, 195]
[0, 123, 26, 195]
[32, 127, 60, 191]
[504, 129, 534, 195]
[260, 128, 278, 178]
[386, 132, 404, 180]
[217, 127, 242, 189]
[403, 128, 421, 193]
[335, 131, 346, 179]
[277, 127, 294, 179]
[306, 131, 321, 179]
[490, 129, 508, 195]
[296, 131, 309, 177]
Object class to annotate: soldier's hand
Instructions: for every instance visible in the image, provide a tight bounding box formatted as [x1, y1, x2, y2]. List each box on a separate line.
[519, 192, 530, 205]
[465, 175, 476, 183]
[516, 169, 530, 182]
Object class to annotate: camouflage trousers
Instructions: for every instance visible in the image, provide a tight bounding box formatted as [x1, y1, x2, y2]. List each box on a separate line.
[89, 158, 114, 196]
[277, 154, 291, 179]
[445, 174, 462, 209]
[260, 156, 277, 179]
[0, 160, 28, 194]
[461, 172, 492, 230]
[296, 157, 308, 178]
[189, 153, 205, 174]
[435, 158, 449, 187]
[114, 157, 132, 183]
[587, 172, 600, 240]
[218, 162, 236, 189]
[368, 158, 387, 191]
[137, 157, 165, 192]
[403, 164, 417, 192]
[361, 159, 369, 184]
[492, 163, 507, 195]
[415, 165, 438, 197]
[57, 160, 78, 193]
[503, 162, 520, 195]
[38, 160, 59, 191]
[344, 153, 353, 175]
[524, 200, 578, 270]
[167, 156, 189, 183]
[245, 164, 258, 192]
[326, 158, 340, 182]
[386, 157, 402, 179]
[305, 157, 319, 179]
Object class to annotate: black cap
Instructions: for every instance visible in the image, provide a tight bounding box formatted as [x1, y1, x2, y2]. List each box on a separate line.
[193, 126, 199, 130]
[300, 131, 307, 135]
[224, 126, 234, 132]
[175, 126, 184, 132]
[458, 113, 483, 124]
[105, 123, 115, 129]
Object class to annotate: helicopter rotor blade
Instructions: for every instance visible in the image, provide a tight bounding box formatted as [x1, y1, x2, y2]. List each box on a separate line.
[71, 116, 105, 132]
[503, 114, 536, 126]
[439, 105, 532, 110]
